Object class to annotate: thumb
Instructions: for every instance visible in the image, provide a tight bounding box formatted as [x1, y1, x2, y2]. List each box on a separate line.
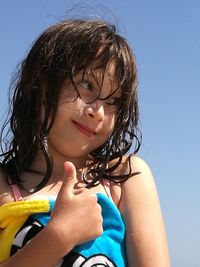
[59, 161, 77, 197]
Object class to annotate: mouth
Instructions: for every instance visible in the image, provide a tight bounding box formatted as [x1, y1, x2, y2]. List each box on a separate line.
[72, 120, 97, 137]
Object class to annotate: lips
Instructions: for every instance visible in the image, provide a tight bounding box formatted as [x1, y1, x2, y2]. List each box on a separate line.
[72, 120, 97, 137]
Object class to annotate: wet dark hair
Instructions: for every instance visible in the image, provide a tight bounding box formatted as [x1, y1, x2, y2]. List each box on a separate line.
[0, 19, 141, 192]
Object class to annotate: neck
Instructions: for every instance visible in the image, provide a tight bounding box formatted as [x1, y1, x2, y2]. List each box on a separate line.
[29, 149, 90, 182]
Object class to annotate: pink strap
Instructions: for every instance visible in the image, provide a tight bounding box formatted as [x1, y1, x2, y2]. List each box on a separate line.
[102, 179, 112, 200]
[8, 177, 23, 201]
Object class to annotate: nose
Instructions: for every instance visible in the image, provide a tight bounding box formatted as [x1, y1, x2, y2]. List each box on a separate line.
[86, 100, 104, 121]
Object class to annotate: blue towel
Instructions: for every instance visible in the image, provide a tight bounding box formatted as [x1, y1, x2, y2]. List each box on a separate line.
[32, 193, 126, 266]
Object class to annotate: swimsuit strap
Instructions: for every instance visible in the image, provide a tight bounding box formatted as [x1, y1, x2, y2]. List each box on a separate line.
[7, 177, 112, 202]
[102, 179, 112, 200]
[7, 177, 23, 201]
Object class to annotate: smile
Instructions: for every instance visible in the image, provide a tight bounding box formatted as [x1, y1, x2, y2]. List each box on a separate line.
[72, 120, 97, 137]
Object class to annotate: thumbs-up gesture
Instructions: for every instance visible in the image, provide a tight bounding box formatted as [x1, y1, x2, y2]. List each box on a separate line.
[47, 161, 103, 256]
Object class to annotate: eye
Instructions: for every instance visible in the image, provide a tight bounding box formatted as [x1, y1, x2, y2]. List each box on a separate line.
[105, 97, 121, 106]
[78, 80, 93, 92]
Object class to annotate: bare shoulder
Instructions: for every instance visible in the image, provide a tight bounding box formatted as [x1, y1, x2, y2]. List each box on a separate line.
[0, 168, 13, 205]
[123, 154, 152, 175]
[130, 155, 152, 171]
[119, 155, 159, 212]
[110, 154, 152, 174]
[108, 155, 153, 207]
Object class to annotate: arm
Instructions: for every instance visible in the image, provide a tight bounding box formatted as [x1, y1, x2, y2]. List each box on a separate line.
[0, 226, 73, 267]
[0, 162, 103, 267]
[119, 156, 170, 267]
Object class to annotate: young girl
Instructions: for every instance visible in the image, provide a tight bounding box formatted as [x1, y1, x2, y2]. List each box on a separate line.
[0, 19, 170, 266]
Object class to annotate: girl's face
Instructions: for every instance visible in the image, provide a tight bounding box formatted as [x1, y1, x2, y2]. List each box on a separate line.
[47, 62, 121, 160]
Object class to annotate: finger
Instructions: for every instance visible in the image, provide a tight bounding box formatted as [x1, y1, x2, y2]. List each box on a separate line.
[58, 161, 77, 198]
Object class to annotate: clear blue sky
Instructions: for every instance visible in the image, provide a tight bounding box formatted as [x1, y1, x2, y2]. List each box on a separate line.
[0, 1, 199, 266]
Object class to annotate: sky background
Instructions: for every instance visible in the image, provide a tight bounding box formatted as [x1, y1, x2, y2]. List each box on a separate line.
[0, 1, 199, 266]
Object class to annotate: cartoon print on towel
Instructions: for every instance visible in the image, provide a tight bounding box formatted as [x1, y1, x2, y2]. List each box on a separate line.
[11, 217, 116, 267]
[61, 251, 117, 267]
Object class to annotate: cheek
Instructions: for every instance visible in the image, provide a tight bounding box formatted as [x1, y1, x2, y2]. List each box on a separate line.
[60, 95, 85, 109]
[59, 86, 79, 104]
[104, 113, 116, 133]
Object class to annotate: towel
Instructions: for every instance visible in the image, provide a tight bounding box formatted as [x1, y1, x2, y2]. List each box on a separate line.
[0, 194, 126, 266]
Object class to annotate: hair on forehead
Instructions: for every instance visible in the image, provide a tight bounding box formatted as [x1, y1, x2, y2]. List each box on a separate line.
[72, 60, 120, 99]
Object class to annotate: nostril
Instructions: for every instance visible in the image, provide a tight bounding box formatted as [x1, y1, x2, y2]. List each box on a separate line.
[88, 113, 94, 118]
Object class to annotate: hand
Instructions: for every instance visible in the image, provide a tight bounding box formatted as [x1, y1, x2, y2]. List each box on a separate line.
[47, 161, 103, 256]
